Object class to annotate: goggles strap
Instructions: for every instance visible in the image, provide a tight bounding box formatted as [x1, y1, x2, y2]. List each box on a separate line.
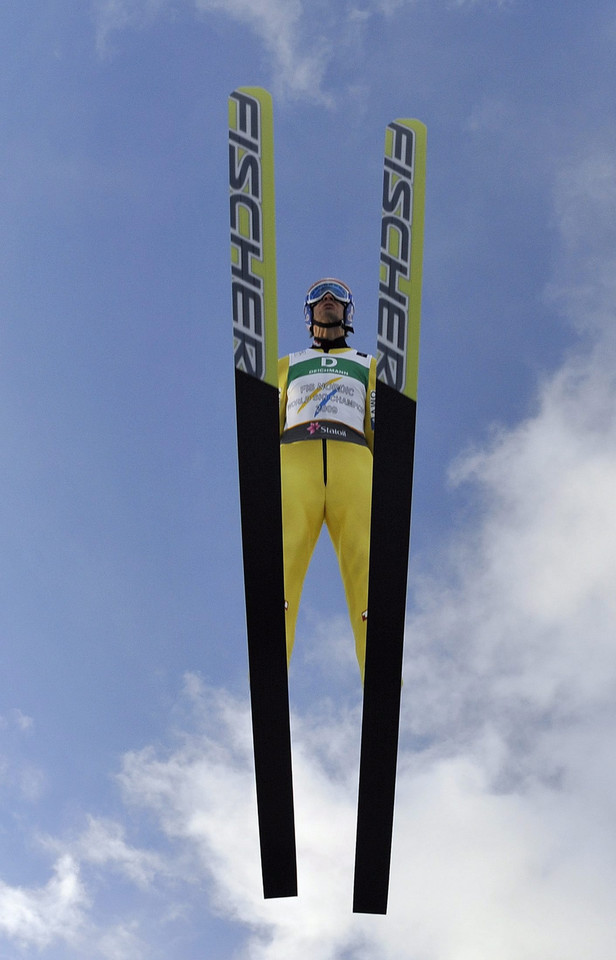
[311, 319, 345, 329]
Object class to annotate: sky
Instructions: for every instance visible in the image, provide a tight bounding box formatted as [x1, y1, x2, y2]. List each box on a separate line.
[1, 0, 616, 956]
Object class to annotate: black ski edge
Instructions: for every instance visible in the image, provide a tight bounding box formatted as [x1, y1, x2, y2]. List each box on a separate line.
[353, 381, 417, 914]
[235, 369, 298, 899]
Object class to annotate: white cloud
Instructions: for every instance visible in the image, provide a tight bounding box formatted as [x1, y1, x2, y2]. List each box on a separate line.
[0, 709, 34, 733]
[0, 709, 45, 802]
[0, 814, 169, 956]
[0, 855, 86, 949]
[54, 816, 168, 888]
[196, 0, 334, 103]
[11, 709, 35, 733]
[114, 655, 616, 959]
[546, 152, 616, 343]
[92, 0, 512, 104]
[93, 0, 334, 102]
[117, 682, 364, 955]
[401, 146, 616, 752]
[94, 0, 171, 54]
[117, 679, 266, 907]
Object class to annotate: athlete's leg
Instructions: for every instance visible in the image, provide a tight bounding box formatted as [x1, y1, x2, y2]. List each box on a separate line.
[324, 441, 373, 681]
[280, 441, 325, 663]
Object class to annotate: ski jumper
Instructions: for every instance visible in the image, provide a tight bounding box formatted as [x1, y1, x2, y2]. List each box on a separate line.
[279, 344, 376, 680]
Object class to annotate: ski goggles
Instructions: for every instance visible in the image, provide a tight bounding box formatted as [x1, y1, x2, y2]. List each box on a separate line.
[305, 280, 352, 305]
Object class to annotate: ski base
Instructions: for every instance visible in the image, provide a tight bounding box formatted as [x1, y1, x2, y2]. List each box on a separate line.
[235, 370, 297, 899]
[353, 383, 417, 914]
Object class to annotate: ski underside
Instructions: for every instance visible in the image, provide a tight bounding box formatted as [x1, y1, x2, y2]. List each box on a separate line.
[229, 88, 426, 911]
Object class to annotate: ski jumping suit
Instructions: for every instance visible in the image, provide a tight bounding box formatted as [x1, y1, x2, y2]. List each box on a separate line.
[279, 344, 376, 680]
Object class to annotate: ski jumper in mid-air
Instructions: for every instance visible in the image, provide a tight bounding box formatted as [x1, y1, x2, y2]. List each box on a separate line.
[279, 279, 376, 680]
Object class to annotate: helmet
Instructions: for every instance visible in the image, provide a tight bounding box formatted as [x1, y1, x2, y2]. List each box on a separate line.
[304, 278, 355, 333]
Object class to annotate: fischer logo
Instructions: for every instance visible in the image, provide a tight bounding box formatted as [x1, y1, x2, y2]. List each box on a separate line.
[378, 122, 416, 391]
[229, 91, 265, 378]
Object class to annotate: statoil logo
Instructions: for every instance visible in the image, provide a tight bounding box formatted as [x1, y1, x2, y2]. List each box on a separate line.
[378, 122, 416, 391]
[229, 91, 265, 378]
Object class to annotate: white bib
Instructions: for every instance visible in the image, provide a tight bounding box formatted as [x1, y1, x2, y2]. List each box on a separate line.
[282, 348, 372, 444]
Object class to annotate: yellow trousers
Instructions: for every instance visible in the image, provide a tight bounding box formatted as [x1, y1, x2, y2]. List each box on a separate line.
[280, 439, 372, 680]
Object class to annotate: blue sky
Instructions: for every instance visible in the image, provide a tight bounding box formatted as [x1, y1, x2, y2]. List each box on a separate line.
[2, 0, 616, 956]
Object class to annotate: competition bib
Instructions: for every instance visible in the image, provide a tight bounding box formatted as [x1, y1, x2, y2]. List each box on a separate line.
[282, 348, 372, 445]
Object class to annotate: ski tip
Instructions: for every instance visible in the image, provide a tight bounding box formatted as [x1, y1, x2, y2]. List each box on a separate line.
[389, 117, 427, 133]
[230, 85, 272, 100]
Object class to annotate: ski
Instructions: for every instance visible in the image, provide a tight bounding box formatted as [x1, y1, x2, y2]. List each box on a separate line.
[229, 87, 297, 899]
[353, 119, 427, 914]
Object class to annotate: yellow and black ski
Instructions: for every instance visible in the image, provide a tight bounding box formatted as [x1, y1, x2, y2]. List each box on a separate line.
[229, 87, 297, 899]
[353, 118, 427, 914]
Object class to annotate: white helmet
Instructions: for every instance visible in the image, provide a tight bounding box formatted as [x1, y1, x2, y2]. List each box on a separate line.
[304, 278, 355, 333]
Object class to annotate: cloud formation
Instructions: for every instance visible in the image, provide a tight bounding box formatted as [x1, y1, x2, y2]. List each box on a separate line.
[547, 151, 616, 343]
[94, 0, 334, 101]
[92, 0, 510, 102]
[0, 855, 86, 951]
[0, 817, 169, 958]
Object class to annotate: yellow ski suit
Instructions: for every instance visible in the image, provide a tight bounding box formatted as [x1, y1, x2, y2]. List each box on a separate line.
[279, 346, 377, 680]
